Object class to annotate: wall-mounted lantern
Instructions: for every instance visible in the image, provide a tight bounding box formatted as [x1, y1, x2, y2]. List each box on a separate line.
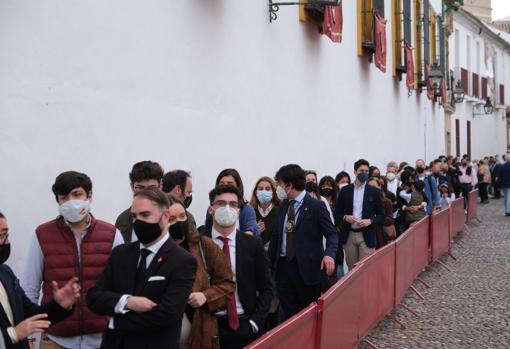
[452, 80, 465, 104]
[428, 62, 444, 99]
[473, 97, 494, 116]
[269, 0, 339, 23]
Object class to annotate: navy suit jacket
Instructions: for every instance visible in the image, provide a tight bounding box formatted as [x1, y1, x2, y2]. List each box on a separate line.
[268, 193, 338, 286]
[496, 162, 510, 188]
[333, 183, 385, 249]
[0, 265, 72, 349]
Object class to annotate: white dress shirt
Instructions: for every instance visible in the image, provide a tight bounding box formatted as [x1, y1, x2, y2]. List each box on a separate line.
[0, 281, 19, 344]
[110, 232, 171, 329]
[211, 228, 244, 316]
[258, 204, 273, 218]
[351, 183, 367, 229]
[280, 190, 306, 256]
[21, 216, 125, 349]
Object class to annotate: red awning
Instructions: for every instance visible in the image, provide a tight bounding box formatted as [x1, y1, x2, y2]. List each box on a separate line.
[321, 4, 343, 43]
[374, 11, 387, 73]
[405, 41, 414, 89]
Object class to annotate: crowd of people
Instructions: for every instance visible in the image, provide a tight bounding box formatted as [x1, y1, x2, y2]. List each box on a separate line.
[1, 153, 509, 349]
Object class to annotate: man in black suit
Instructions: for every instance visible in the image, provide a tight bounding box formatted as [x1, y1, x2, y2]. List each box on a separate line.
[205, 184, 273, 349]
[268, 164, 338, 322]
[0, 212, 79, 349]
[87, 188, 197, 349]
[334, 159, 385, 270]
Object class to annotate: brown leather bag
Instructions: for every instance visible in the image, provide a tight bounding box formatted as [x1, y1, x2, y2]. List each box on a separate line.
[382, 224, 397, 240]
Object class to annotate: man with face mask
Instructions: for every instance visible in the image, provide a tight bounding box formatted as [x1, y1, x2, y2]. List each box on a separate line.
[115, 161, 164, 243]
[385, 161, 399, 195]
[162, 169, 199, 232]
[269, 164, 338, 322]
[334, 159, 385, 271]
[415, 159, 441, 214]
[0, 212, 81, 349]
[87, 188, 197, 349]
[21, 172, 124, 349]
[201, 185, 272, 349]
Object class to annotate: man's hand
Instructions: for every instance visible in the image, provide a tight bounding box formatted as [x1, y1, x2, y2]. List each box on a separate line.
[52, 277, 80, 310]
[187, 292, 207, 308]
[14, 314, 51, 341]
[126, 296, 157, 312]
[406, 205, 420, 214]
[320, 256, 335, 276]
[357, 219, 372, 228]
[344, 215, 357, 224]
[257, 220, 266, 233]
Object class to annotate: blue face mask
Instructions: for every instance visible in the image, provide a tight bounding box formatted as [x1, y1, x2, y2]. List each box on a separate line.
[256, 190, 273, 204]
[357, 172, 369, 183]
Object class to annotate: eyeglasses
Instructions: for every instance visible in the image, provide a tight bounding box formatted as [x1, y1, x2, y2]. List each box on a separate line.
[0, 232, 8, 242]
[212, 200, 239, 209]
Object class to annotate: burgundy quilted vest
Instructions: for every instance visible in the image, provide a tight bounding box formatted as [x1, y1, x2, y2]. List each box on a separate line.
[36, 216, 115, 337]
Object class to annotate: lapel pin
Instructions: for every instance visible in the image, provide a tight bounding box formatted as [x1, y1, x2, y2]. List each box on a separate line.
[158, 257, 163, 263]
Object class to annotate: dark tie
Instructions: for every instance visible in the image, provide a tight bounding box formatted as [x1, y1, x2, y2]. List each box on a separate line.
[286, 200, 297, 260]
[217, 236, 239, 331]
[136, 248, 151, 289]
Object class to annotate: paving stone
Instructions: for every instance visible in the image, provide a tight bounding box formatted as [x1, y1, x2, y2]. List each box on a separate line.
[362, 199, 510, 349]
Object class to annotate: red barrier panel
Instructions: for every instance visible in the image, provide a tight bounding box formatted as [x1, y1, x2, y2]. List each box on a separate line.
[317, 263, 366, 349]
[466, 189, 479, 224]
[450, 198, 465, 239]
[394, 216, 430, 306]
[430, 207, 451, 263]
[245, 303, 319, 349]
[412, 217, 430, 276]
[394, 227, 416, 306]
[358, 242, 396, 339]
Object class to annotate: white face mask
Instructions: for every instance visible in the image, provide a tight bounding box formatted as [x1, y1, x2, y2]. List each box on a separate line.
[59, 199, 90, 223]
[276, 186, 288, 200]
[386, 173, 396, 181]
[338, 183, 348, 191]
[213, 206, 238, 227]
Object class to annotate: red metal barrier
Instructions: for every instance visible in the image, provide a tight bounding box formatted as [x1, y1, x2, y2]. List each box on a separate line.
[450, 198, 465, 239]
[411, 217, 430, 279]
[394, 227, 415, 306]
[245, 303, 319, 349]
[466, 189, 479, 224]
[394, 217, 430, 309]
[430, 207, 451, 264]
[317, 263, 366, 349]
[358, 242, 396, 339]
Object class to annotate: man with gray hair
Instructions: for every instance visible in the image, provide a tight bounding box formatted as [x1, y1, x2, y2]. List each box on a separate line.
[385, 161, 399, 195]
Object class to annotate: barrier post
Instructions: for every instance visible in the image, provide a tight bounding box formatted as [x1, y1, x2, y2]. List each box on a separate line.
[466, 189, 481, 224]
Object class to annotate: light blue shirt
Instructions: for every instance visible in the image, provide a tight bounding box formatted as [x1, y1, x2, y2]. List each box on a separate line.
[351, 183, 366, 229]
[280, 190, 306, 256]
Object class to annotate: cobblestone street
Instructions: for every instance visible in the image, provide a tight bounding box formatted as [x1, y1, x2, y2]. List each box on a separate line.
[364, 199, 510, 349]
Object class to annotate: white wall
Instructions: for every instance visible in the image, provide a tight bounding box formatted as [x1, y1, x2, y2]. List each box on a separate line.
[0, 0, 445, 276]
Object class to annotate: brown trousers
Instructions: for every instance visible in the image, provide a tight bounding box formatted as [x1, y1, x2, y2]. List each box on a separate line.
[343, 231, 375, 271]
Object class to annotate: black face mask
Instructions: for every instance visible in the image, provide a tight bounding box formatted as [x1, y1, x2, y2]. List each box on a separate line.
[133, 219, 162, 245]
[184, 195, 192, 208]
[320, 188, 333, 197]
[169, 220, 188, 241]
[305, 181, 318, 193]
[0, 244, 11, 264]
[416, 167, 425, 174]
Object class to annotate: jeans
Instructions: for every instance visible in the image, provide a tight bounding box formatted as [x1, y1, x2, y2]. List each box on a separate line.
[503, 188, 510, 214]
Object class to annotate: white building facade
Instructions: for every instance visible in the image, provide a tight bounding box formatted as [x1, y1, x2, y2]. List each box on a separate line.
[0, 0, 490, 275]
[447, 8, 510, 160]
